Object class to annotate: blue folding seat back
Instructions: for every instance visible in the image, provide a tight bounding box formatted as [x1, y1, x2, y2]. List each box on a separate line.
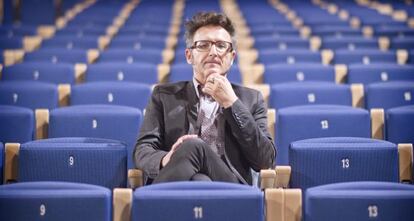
[49, 105, 142, 169]
[21, 0, 55, 25]
[258, 49, 322, 65]
[41, 37, 99, 50]
[2, 62, 76, 84]
[290, 137, 399, 191]
[0, 81, 58, 109]
[109, 37, 166, 50]
[0, 36, 23, 49]
[276, 105, 371, 165]
[348, 64, 414, 84]
[0, 25, 38, 37]
[0, 142, 3, 184]
[132, 181, 263, 221]
[19, 137, 127, 188]
[24, 49, 89, 64]
[322, 37, 379, 50]
[0, 181, 112, 221]
[365, 81, 414, 109]
[85, 63, 158, 84]
[391, 38, 414, 50]
[0, 105, 34, 143]
[169, 63, 242, 83]
[98, 49, 163, 64]
[305, 182, 414, 221]
[264, 64, 335, 84]
[334, 49, 396, 65]
[254, 36, 310, 50]
[270, 82, 352, 109]
[386, 105, 414, 144]
[71, 82, 152, 110]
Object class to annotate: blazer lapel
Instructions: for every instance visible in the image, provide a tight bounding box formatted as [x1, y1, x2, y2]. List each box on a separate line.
[185, 82, 200, 135]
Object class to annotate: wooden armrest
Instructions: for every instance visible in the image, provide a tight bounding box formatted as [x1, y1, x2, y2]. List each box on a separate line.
[265, 188, 302, 221]
[370, 108, 385, 140]
[58, 84, 71, 107]
[113, 188, 133, 221]
[35, 109, 49, 140]
[4, 143, 20, 184]
[398, 143, 413, 183]
[128, 169, 143, 189]
[260, 169, 276, 189]
[350, 83, 364, 108]
[275, 166, 291, 188]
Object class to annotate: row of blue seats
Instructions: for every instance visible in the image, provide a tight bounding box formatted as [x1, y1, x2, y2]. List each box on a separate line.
[2, 179, 412, 221]
[1, 79, 412, 110]
[1, 102, 413, 166]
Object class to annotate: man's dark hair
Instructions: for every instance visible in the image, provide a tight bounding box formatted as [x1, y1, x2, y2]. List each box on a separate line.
[184, 11, 235, 48]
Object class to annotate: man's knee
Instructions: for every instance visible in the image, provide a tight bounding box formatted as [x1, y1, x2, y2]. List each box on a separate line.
[174, 138, 209, 157]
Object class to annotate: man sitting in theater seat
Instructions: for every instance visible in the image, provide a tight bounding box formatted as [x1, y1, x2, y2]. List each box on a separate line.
[134, 12, 275, 185]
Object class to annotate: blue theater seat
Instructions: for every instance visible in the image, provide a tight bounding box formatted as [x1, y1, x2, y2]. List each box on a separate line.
[48, 105, 142, 169]
[269, 82, 353, 109]
[386, 105, 414, 144]
[109, 36, 167, 50]
[275, 105, 371, 164]
[98, 49, 164, 64]
[71, 82, 152, 110]
[85, 63, 158, 84]
[290, 137, 399, 191]
[263, 64, 335, 84]
[2, 62, 76, 84]
[305, 181, 414, 221]
[391, 37, 414, 50]
[40, 36, 100, 50]
[23, 49, 89, 64]
[322, 37, 379, 50]
[334, 49, 396, 65]
[169, 63, 242, 83]
[258, 49, 322, 65]
[0, 181, 112, 221]
[0, 105, 34, 143]
[18, 137, 127, 188]
[132, 181, 263, 221]
[347, 64, 414, 84]
[0, 142, 3, 184]
[365, 81, 414, 109]
[254, 36, 310, 50]
[0, 81, 59, 109]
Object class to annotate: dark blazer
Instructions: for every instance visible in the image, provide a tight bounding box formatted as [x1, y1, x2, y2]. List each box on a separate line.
[134, 81, 276, 185]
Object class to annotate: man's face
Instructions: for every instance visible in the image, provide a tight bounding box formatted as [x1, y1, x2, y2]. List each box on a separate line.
[185, 25, 236, 85]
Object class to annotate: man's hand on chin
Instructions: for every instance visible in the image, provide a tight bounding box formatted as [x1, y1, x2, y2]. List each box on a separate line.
[202, 74, 238, 108]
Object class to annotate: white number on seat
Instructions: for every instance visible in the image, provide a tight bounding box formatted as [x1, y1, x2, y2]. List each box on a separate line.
[40, 204, 46, 216]
[320, 120, 329, 129]
[193, 206, 203, 219]
[368, 205, 378, 218]
[341, 158, 350, 169]
[69, 156, 74, 166]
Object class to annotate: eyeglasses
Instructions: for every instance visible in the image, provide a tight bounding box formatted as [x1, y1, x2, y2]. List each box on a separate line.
[190, 40, 233, 54]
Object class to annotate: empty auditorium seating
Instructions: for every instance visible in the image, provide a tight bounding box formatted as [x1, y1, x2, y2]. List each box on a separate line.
[333, 49, 397, 65]
[85, 63, 159, 84]
[0, 181, 112, 221]
[263, 64, 336, 84]
[269, 82, 358, 109]
[365, 81, 414, 110]
[11, 137, 127, 188]
[305, 182, 414, 221]
[131, 181, 263, 221]
[347, 64, 414, 84]
[2, 62, 76, 84]
[0, 142, 3, 184]
[275, 105, 371, 164]
[289, 137, 399, 191]
[258, 49, 322, 65]
[23, 49, 91, 64]
[386, 105, 414, 144]
[0, 105, 34, 143]
[70, 82, 152, 110]
[0, 81, 59, 110]
[97, 49, 166, 64]
[46, 105, 142, 169]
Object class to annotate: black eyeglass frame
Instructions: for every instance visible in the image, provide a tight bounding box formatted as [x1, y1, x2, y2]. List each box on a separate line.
[189, 40, 234, 54]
